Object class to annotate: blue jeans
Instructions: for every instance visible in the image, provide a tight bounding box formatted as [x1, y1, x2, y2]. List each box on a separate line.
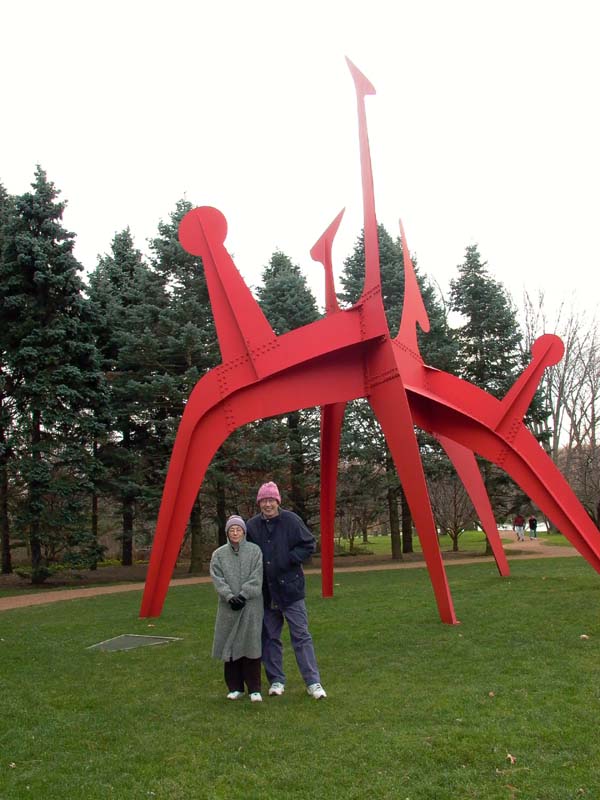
[262, 599, 321, 686]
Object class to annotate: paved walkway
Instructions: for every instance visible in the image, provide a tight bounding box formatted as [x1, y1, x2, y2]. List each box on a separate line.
[0, 538, 577, 613]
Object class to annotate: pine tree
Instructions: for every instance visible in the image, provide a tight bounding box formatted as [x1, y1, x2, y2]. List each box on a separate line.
[339, 225, 456, 555]
[256, 251, 321, 525]
[449, 244, 521, 398]
[340, 225, 404, 336]
[0, 167, 105, 581]
[149, 199, 222, 569]
[340, 224, 456, 368]
[257, 250, 320, 335]
[449, 244, 525, 531]
[0, 182, 15, 573]
[88, 228, 167, 565]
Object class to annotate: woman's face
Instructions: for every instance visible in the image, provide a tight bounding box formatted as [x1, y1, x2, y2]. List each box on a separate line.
[227, 524, 245, 544]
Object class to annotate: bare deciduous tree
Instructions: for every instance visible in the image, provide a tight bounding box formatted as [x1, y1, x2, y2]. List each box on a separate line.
[427, 471, 476, 552]
[522, 292, 600, 526]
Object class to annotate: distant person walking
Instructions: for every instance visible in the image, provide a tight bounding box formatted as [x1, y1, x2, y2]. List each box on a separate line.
[513, 514, 526, 542]
[246, 481, 327, 700]
[528, 515, 538, 540]
[209, 515, 264, 702]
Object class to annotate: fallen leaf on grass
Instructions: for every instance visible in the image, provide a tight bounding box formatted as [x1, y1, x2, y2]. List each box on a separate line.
[580, 634, 589, 640]
[506, 753, 517, 764]
[488, 691, 496, 697]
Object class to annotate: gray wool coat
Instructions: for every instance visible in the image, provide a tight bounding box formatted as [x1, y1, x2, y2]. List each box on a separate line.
[209, 537, 264, 661]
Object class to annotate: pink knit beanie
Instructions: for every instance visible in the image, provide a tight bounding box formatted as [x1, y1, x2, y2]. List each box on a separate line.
[256, 481, 281, 504]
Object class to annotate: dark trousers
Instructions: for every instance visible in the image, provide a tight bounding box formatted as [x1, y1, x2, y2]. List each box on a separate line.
[262, 600, 320, 686]
[224, 657, 262, 693]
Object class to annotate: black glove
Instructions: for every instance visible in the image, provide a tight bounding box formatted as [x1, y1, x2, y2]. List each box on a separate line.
[228, 594, 246, 611]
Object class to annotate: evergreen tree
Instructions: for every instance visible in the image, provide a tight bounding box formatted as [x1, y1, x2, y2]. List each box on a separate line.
[339, 225, 456, 556]
[340, 225, 404, 337]
[449, 244, 521, 398]
[88, 228, 167, 565]
[449, 244, 525, 533]
[0, 182, 15, 573]
[0, 167, 105, 581]
[257, 251, 320, 335]
[149, 199, 222, 569]
[256, 250, 321, 525]
[340, 224, 456, 368]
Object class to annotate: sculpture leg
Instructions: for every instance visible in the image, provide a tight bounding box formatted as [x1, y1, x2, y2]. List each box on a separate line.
[141, 405, 231, 617]
[142, 353, 367, 617]
[408, 394, 600, 573]
[436, 434, 510, 577]
[369, 380, 458, 625]
[493, 436, 600, 572]
[320, 402, 347, 597]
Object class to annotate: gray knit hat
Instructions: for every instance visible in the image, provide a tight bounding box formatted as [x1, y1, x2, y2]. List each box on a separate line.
[225, 515, 247, 535]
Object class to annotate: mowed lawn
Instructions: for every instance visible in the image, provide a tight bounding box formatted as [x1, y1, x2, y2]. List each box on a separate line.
[1, 557, 600, 799]
[335, 529, 572, 557]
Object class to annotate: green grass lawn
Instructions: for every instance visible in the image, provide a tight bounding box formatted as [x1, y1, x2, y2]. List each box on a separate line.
[1, 557, 599, 799]
[338, 529, 573, 557]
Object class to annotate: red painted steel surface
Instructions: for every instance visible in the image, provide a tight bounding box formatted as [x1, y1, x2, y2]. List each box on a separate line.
[140, 60, 600, 623]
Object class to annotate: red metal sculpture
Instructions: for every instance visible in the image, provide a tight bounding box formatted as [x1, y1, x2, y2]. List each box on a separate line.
[140, 59, 600, 624]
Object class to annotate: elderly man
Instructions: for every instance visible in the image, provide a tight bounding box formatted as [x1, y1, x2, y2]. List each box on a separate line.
[246, 481, 327, 700]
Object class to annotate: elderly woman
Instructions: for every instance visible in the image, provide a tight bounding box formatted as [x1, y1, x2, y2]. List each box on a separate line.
[209, 515, 264, 701]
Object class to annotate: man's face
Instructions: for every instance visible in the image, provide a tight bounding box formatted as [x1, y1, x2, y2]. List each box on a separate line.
[259, 497, 280, 519]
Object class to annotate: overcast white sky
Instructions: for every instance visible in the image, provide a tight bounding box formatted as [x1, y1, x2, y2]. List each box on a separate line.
[1, 0, 598, 325]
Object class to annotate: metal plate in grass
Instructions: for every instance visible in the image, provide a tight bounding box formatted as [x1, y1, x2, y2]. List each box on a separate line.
[87, 634, 182, 652]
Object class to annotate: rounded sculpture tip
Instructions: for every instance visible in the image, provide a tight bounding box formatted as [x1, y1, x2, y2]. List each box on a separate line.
[531, 333, 564, 367]
[179, 206, 228, 256]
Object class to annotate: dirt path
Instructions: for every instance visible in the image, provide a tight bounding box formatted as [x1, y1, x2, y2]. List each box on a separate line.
[0, 538, 577, 613]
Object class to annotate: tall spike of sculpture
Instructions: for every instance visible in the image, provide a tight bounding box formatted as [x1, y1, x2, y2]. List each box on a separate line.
[140, 59, 600, 623]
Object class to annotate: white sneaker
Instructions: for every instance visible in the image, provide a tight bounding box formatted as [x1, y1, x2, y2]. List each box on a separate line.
[268, 682, 285, 696]
[226, 691, 244, 700]
[249, 692, 263, 702]
[307, 682, 327, 700]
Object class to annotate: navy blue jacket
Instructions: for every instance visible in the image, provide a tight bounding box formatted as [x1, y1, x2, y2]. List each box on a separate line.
[246, 509, 316, 609]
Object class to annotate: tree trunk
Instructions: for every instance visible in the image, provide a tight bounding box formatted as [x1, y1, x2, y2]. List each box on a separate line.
[90, 490, 99, 570]
[480, 463, 494, 555]
[484, 533, 493, 556]
[120, 425, 134, 566]
[29, 409, 43, 573]
[0, 460, 11, 574]
[362, 523, 369, 544]
[287, 411, 307, 522]
[401, 487, 413, 554]
[388, 488, 401, 559]
[121, 495, 134, 566]
[385, 450, 402, 560]
[216, 479, 227, 547]
[90, 436, 99, 569]
[189, 496, 205, 574]
[0, 389, 11, 573]
[387, 490, 402, 561]
[91, 491, 98, 544]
